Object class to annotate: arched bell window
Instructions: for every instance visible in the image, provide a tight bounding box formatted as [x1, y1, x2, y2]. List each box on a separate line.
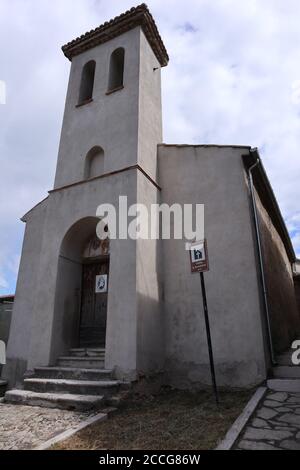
[78, 60, 96, 104]
[107, 48, 125, 92]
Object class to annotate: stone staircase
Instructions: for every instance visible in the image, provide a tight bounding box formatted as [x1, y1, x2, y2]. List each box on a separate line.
[267, 342, 300, 392]
[4, 348, 127, 411]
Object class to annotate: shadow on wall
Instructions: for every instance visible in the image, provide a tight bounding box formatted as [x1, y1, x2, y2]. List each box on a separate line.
[136, 292, 164, 375]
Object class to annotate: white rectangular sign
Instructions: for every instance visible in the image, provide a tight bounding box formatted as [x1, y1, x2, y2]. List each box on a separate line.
[95, 274, 108, 293]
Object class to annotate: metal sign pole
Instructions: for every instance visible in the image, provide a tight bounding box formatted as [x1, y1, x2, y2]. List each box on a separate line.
[200, 271, 219, 406]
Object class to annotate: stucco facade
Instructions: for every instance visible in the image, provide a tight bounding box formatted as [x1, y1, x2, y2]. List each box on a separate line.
[2, 5, 299, 392]
[158, 145, 268, 388]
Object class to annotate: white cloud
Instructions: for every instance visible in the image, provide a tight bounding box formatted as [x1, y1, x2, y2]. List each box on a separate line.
[1, 0, 300, 291]
[0, 274, 8, 290]
[6, 254, 21, 277]
[0, 249, 12, 290]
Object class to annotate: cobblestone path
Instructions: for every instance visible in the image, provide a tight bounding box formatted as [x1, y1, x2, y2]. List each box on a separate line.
[235, 390, 300, 450]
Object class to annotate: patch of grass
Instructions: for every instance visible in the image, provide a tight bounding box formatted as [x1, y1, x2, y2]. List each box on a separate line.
[52, 388, 252, 450]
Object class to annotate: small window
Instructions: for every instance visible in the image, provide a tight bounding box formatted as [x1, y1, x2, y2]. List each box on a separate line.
[78, 60, 96, 105]
[107, 48, 125, 92]
[84, 146, 104, 179]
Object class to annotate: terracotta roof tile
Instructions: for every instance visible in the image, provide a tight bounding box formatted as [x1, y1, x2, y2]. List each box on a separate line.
[62, 4, 169, 66]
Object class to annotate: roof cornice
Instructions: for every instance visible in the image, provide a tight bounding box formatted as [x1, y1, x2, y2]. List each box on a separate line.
[243, 148, 296, 263]
[62, 4, 169, 67]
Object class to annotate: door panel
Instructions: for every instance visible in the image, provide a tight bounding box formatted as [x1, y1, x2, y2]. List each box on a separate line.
[79, 260, 109, 347]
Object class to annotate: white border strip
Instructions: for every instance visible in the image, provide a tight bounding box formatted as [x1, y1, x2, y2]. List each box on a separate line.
[216, 386, 267, 450]
[34, 411, 108, 450]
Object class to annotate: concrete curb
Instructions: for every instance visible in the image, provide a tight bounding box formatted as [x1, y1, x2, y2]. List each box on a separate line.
[33, 411, 108, 450]
[216, 386, 267, 450]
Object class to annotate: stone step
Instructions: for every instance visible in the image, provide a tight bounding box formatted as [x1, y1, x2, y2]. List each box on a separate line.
[69, 348, 105, 358]
[24, 378, 120, 396]
[57, 356, 105, 369]
[267, 378, 300, 393]
[34, 366, 113, 381]
[273, 366, 300, 379]
[4, 389, 105, 411]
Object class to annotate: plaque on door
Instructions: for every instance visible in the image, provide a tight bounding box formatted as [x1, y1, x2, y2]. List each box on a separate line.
[95, 274, 108, 293]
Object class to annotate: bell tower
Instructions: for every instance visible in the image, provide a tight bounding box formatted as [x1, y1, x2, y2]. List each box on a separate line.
[54, 3, 169, 189]
[3, 4, 169, 389]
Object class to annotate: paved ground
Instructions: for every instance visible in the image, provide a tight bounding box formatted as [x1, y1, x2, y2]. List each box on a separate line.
[0, 402, 93, 449]
[235, 390, 300, 450]
[2, 389, 300, 450]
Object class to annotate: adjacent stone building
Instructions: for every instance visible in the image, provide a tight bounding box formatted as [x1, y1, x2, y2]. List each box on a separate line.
[2, 5, 300, 403]
[0, 295, 14, 371]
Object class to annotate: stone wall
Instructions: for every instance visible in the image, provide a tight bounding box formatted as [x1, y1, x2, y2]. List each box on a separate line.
[255, 190, 300, 352]
[294, 275, 300, 319]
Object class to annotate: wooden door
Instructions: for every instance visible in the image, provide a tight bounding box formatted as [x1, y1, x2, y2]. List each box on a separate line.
[79, 259, 109, 347]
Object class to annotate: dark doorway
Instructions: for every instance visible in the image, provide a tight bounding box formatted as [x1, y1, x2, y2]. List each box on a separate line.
[79, 258, 109, 347]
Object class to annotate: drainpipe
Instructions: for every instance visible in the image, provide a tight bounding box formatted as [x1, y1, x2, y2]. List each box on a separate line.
[247, 151, 276, 365]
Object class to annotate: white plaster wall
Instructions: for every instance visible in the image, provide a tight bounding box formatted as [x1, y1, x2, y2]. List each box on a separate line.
[158, 145, 267, 388]
[3, 170, 141, 385]
[3, 24, 165, 386]
[137, 30, 162, 181]
[2, 199, 49, 386]
[136, 172, 164, 374]
[54, 27, 141, 188]
[29, 171, 138, 375]
[54, 26, 163, 189]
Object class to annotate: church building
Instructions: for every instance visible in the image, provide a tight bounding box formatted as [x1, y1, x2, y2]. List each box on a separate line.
[2, 4, 300, 409]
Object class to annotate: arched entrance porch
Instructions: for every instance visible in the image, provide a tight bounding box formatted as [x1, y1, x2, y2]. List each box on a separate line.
[50, 217, 110, 361]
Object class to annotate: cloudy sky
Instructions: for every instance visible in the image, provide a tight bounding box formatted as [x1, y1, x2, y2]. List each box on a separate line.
[0, 0, 300, 294]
